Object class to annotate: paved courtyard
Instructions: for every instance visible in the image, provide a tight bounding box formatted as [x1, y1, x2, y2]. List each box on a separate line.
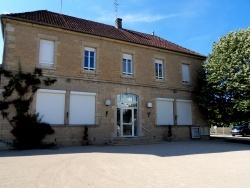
[0, 139, 250, 188]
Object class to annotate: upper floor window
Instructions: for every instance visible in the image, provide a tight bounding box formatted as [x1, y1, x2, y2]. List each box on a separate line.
[84, 47, 96, 71]
[155, 59, 164, 80]
[123, 54, 133, 75]
[39, 39, 55, 67]
[182, 64, 190, 83]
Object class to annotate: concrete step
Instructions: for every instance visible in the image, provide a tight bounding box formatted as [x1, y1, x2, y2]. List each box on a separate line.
[111, 137, 162, 145]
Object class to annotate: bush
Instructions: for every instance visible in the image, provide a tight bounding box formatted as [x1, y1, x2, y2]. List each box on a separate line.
[11, 114, 55, 149]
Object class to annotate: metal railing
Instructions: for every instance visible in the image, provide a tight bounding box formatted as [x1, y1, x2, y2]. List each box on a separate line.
[140, 126, 151, 132]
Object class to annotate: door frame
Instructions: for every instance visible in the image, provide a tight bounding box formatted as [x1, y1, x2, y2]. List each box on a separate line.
[120, 107, 136, 137]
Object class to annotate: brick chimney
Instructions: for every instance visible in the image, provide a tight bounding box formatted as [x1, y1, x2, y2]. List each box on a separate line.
[115, 18, 122, 29]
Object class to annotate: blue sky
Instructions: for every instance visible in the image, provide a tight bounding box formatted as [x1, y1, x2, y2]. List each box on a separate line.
[0, 0, 249, 63]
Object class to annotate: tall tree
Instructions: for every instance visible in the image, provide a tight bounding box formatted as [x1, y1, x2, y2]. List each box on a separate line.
[193, 28, 250, 126]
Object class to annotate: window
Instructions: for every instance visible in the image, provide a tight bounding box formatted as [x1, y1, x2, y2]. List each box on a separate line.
[182, 64, 190, 83]
[156, 98, 174, 125]
[36, 89, 66, 124]
[69, 92, 96, 125]
[123, 54, 133, 75]
[176, 100, 192, 125]
[84, 47, 96, 71]
[39, 39, 55, 67]
[155, 59, 164, 80]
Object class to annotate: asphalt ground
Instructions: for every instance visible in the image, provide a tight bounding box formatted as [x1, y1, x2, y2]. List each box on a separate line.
[0, 138, 250, 188]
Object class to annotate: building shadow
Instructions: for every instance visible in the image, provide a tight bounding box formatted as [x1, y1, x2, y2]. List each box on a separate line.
[0, 138, 249, 158]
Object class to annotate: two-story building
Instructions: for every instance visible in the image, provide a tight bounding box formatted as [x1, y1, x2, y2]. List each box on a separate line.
[0, 10, 208, 146]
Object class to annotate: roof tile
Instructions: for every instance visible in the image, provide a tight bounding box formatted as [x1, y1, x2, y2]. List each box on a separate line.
[1, 10, 205, 58]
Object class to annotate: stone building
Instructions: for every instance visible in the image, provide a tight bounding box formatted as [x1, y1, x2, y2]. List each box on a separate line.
[0, 10, 209, 146]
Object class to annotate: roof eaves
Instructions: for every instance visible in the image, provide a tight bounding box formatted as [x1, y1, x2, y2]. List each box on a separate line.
[1, 14, 206, 59]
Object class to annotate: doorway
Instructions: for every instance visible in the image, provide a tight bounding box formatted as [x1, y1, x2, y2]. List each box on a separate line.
[117, 94, 138, 137]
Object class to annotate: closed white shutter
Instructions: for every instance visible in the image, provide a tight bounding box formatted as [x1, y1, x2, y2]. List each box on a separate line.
[156, 98, 174, 125]
[36, 89, 66, 124]
[182, 64, 190, 83]
[39, 39, 55, 65]
[69, 92, 96, 125]
[176, 100, 192, 125]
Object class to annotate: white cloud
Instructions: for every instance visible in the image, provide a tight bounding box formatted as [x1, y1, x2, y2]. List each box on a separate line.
[122, 13, 179, 23]
[96, 12, 183, 24]
[89, 0, 209, 26]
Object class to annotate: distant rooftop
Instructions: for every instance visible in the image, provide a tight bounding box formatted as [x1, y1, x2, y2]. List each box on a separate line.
[1, 10, 205, 58]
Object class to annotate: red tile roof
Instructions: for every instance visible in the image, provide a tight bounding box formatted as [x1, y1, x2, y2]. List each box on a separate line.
[1, 10, 205, 58]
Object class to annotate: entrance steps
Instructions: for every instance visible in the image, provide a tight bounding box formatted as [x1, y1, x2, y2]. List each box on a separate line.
[111, 136, 163, 145]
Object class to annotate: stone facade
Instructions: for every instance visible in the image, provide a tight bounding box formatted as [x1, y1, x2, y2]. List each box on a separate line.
[0, 18, 208, 146]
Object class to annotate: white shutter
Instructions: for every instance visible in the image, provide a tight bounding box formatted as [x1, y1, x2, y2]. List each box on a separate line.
[176, 100, 192, 125]
[36, 89, 66, 124]
[39, 40, 55, 65]
[182, 64, 190, 83]
[69, 92, 96, 125]
[156, 98, 174, 125]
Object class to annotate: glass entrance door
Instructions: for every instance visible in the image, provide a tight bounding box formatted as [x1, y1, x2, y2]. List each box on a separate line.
[117, 94, 138, 137]
[121, 108, 134, 137]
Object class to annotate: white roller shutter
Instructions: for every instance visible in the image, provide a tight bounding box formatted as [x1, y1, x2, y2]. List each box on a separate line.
[182, 64, 190, 83]
[69, 91, 96, 125]
[36, 89, 66, 124]
[156, 98, 174, 125]
[39, 39, 55, 65]
[176, 100, 192, 125]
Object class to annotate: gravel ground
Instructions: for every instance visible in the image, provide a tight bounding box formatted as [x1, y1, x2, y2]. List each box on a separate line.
[0, 139, 250, 188]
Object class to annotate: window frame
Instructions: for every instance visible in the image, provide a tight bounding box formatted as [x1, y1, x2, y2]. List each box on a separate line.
[176, 99, 192, 125]
[156, 98, 174, 126]
[83, 47, 96, 71]
[69, 91, 96, 125]
[36, 89, 66, 125]
[38, 39, 55, 67]
[122, 53, 133, 76]
[155, 59, 164, 80]
[182, 64, 190, 84]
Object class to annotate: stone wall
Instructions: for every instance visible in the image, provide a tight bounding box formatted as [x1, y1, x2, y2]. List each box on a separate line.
[0, 19, 208, 146]
[210, 127, 231, 135]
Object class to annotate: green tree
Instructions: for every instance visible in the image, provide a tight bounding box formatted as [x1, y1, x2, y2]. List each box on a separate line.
[193, 28, 250, 126]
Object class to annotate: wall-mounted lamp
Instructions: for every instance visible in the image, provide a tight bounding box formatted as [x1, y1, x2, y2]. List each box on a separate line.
[147, 112, 151, 117]
[105, 99, 111, 106]
[147, 102, 152, 108]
